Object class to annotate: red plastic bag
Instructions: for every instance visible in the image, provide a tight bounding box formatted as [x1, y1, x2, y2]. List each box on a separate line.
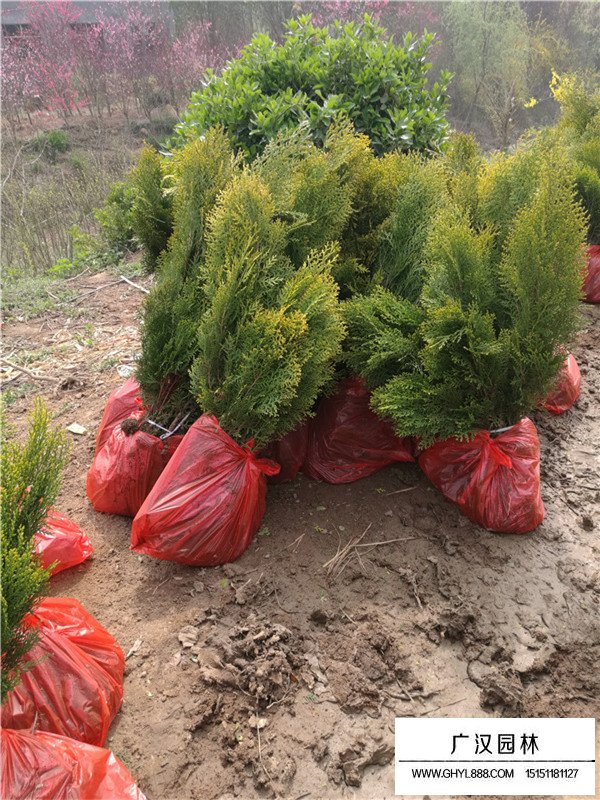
[1, 728, 146, 800]
[95, 378, 141, 454]
[419, 418, 544, 534]
[304, 377, 415, 484]
[261, 422, 309, 484]
[583, 245, 600, 303]
[33, 508, 93, 574]
[542, 354, 581, 414]
[131, 414, 279, 566]
[1, 597, 124, 746]
[87, 424, 182, 517]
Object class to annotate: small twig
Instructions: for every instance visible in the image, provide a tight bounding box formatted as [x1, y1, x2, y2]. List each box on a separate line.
[396, 679, 414, 703]
[356, 536, 416, 549]
[63, 267, 91, 282]
[120, 274, 150, 293]
[384, 486, 417, 496]
[266, 685, 292, 709]
[0, 358, 58, 384]
[255, 700, 274, 786]
[421, 697, 466, 716]
[286, 533, 305, 552]
[561, 489, 580, 517]
[70, 279, 124, 304]
[151, 576, 170, 596]
[273, 587, 298, 615]
[323, 523, 372, 575]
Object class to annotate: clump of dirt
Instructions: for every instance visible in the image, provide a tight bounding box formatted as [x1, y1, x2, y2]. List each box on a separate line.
[328, 738, 395, 787]
[319, 616, 419, 714]
[196, 612, 304, 709]
[426, 604, 479, 644]
[522, 641, 600, 716]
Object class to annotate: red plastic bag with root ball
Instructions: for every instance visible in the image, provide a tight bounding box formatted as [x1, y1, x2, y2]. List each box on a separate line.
[583, 245, 600, 303]
[87, 422, 182, 517]
[1, 728, 146, 800]
[33, 509, 93, 574]
[304, 377, 415, 484]
[419, 418, 544, 534]
[1, 597, 124, 747]
[542, 354, 581, 414]
[95, 378, 142, 454]
[261, 422, 309, 484]
[131, 414, 280, 566]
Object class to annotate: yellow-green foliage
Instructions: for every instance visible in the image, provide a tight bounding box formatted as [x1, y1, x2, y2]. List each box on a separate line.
[203, 171, 291, 293]
[166, 128, 241, 280]
[476, 141, 548, 249]
[356, 160, 587, 443]
[255, 126, 352, 268]
[1, 400, 67, 702]
[377, 156, 450, 300]
[442, 133, 483, 222]
[136, 130, 241, 417]
[551, 72, 600, 136]
[192, 243, 344, 447]
[342, 287, 425, 387]
[1, 399, 69, 549]
[130, 145, 173, 270]
[551, 72, 600, 241]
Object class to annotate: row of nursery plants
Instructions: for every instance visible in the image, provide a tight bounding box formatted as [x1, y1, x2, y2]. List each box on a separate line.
[0, 402, 147, 798]
[88, 23, 599, 565]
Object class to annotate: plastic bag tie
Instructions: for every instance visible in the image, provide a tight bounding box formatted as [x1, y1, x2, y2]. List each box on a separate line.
[480, 430, 513, 470]
[242, 437, 281, 477]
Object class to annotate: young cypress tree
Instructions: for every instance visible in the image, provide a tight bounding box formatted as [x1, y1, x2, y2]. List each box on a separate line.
[1, 400, 67, 702]
[192, 242, 344, 448]
[130, 145, 173, 270]
[136, 130, 240, 419]
[442, 132, 483, 223]
[551, 72, 600, 235]
[1, 399, 69, 549]
[360, 159, 586, 444]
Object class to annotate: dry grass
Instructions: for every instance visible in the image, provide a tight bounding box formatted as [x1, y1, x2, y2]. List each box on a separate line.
[1, 115, 158, 277]
[323, 523, 416, 579]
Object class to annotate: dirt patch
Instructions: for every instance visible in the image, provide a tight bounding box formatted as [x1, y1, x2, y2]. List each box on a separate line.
[2, 274, 599, 799]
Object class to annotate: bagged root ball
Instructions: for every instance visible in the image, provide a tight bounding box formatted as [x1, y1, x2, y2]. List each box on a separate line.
[1, 728, 146, 800]
[131, 415, 279, 566]
[87, 420, 182, 517]
[94, 378, 142, 454]
[33, 509, 93, 574]
[419, 418, 544, 534]
[583, 245, 600, 303]
[542, 354, 581, 414]
[1, 597, 124, 747]
[304, 377, 415, 484]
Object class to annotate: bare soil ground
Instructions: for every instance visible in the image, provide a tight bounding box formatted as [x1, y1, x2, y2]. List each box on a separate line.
[2, 272, 599, 800]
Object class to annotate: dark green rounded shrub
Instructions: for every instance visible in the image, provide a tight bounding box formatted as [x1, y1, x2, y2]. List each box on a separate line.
[176, 15, 451, 160]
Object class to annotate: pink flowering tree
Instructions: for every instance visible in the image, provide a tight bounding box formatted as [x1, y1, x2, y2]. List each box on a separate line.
[1, 33, 39, 129]
[1, 0, 227, 126]
[311, 1, 440, 36]
[25, 0, 80, 117]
